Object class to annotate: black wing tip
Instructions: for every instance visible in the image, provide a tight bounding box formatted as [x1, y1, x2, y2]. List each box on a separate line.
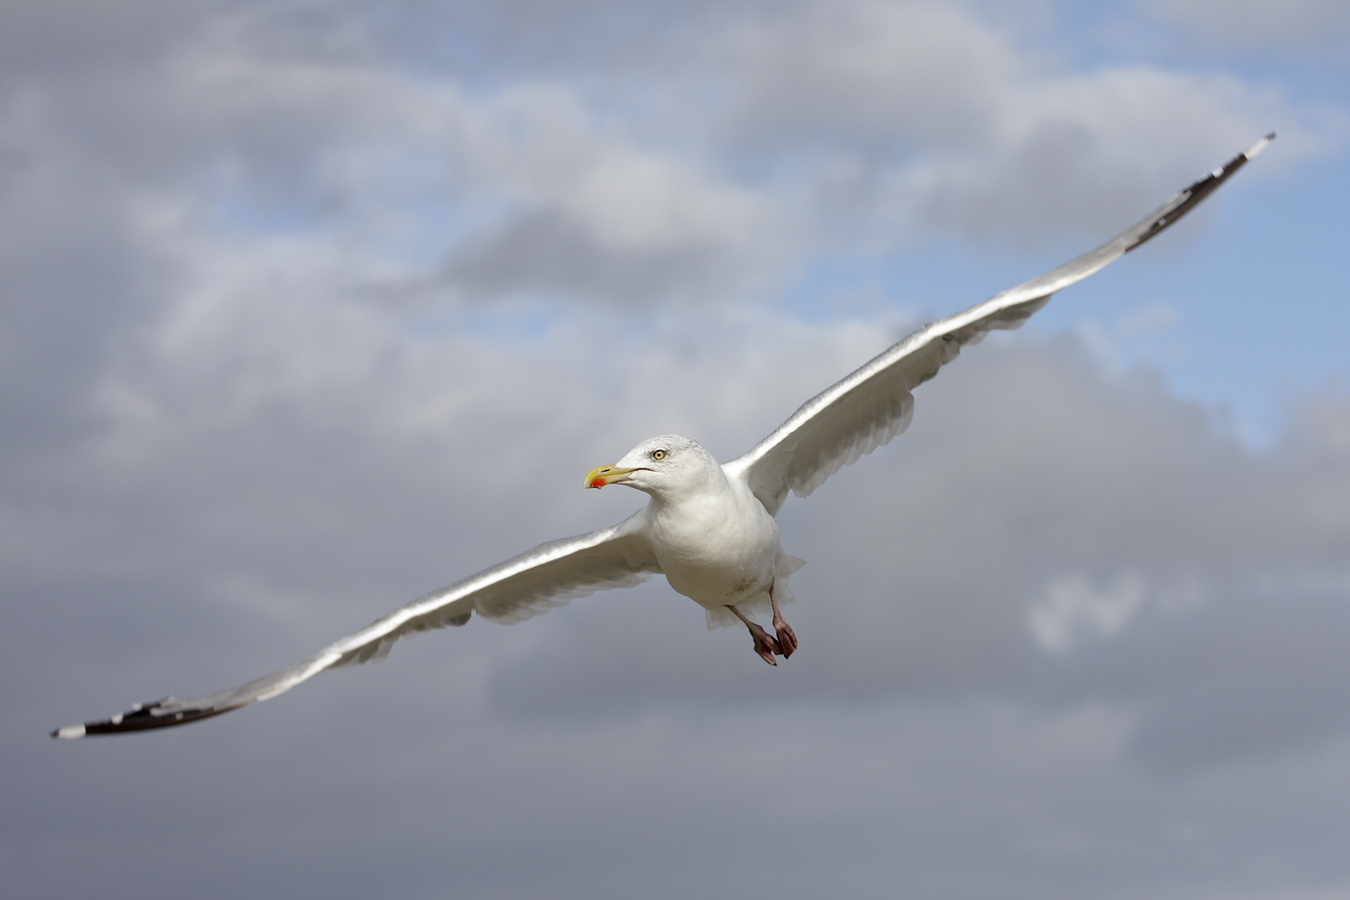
[1201, 131, 1274, 185]
[1123, 132, 1273, 255]
[50, 698, 241, 739]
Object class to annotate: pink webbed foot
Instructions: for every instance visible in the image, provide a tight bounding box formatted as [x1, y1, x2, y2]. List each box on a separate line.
[769, 583, 798, 659]
[730, 606, 782, 665]
[749, 623, 782, 666]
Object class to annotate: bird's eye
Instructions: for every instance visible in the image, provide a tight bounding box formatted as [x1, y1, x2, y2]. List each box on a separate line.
[651, 449, 668, 461]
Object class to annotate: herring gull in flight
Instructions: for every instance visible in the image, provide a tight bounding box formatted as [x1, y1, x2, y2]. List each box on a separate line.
[52, 135, 1273, 738]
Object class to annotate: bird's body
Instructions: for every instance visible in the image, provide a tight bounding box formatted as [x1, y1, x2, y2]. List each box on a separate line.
[53, 134, 1274, 738]
[610, 436, 782, 617]
[646, 474, 780, 611]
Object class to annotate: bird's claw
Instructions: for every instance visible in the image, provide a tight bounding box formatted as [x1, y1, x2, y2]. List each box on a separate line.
[774, 619, 798, 658]
[750, 626, 781, 665]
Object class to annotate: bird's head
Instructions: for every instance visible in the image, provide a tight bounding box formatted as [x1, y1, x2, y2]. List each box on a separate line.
[585, 435, 719, 499]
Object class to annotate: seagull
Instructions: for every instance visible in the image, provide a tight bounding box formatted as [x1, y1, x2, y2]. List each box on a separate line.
[52, 134, 1273, 738]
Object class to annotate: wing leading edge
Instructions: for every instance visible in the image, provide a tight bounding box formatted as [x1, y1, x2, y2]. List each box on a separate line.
[726, 134, 1274, 515]
[53, 516, 659, 737]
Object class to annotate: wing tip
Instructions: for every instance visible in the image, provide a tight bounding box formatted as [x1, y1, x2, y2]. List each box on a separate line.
[1245, 132, 1276, 161]
[1123, 133, 1271, 255]
[50, 697, 244, 738]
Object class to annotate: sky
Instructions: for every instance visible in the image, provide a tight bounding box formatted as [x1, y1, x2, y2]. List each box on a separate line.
[3, 1, 1349, 898]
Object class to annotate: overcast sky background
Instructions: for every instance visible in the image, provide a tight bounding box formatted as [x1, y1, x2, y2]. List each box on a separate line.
[4, 1, 1350, 897]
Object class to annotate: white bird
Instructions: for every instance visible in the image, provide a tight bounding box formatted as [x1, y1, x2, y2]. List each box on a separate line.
[53, 135, 1273, 738]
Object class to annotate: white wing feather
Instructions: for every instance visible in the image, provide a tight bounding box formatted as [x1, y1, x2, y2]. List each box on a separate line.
[53, 515, 658, 736]
[726, 134, 1273, 515]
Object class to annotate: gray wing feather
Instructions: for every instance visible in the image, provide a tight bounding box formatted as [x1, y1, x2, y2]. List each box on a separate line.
[726, 134, 1273, 515]
[53, 514, 659, 737]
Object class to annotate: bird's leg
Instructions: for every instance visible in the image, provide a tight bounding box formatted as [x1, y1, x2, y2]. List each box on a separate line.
[769, 583, 797, 659]
[729, 606, 781, 666]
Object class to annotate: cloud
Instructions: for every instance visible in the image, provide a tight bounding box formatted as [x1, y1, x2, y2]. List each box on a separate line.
[720, 2, 1015, 155]
[453, 333, 1350, 772]
[438, 88, 779, 303]
[1144, 0, 1350, 47]
[4, 0, 1336, 366]
[717, 1, 1328, 245]
[4, 2, 1350, 898]
[39, 217, 1339, 783]
[1028, 571, 1152, 652]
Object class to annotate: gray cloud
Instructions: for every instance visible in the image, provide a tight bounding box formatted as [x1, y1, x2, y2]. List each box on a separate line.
[3, 2, 1349, 898]
[711, 1, 1323, 245]
[445, 207, 756, 304]
[480, 339, 1350, 772]
[3, 0, 1329, 354]
[1144, 0, 1350, 47]
[11, 292, 1350, 900]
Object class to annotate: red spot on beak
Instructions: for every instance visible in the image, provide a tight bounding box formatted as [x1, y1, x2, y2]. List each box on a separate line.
[590, 478, 606, 488]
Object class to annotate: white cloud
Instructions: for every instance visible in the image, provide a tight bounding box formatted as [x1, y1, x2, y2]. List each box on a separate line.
[1029, 572, 1151, 651]
[720, 2, 1322, 243]
[7, 0, 1333, 334]
[1027, 571, 1210, 652]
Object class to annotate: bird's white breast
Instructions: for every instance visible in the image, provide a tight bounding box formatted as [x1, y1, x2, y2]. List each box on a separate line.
[644, 473, 781, 609]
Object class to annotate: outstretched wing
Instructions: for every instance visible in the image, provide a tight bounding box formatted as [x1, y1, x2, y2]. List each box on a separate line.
[53, 514, 659, 737]
[725, 134, 1274, 515]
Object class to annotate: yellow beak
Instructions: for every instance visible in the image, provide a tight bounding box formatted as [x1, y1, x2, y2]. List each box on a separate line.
[585, 464, 637, 489]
